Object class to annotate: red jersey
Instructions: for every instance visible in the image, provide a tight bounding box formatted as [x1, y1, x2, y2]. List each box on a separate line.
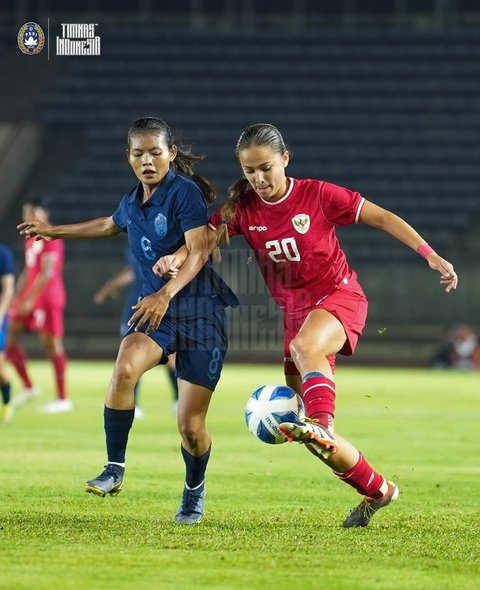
[23, 238, 66, 308]
[209, 178, 364, 314]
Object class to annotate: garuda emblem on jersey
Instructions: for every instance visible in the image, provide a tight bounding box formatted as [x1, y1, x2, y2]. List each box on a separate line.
[291, 214, 310, 234]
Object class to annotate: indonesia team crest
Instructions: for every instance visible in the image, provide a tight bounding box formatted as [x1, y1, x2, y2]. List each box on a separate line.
[18, 22, 45, 55]
[292, 214, 310, 234]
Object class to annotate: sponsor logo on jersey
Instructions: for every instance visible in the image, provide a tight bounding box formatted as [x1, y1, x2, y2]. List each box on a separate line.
[248, 225, 267, 231]
[18, 22, 45, 55]
[291, 214, 310, 234]
[56, 23, 101, 56]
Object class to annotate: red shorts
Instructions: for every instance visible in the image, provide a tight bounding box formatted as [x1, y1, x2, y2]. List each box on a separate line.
[9, 305, 65, 337]
[283, 270, 368, 376]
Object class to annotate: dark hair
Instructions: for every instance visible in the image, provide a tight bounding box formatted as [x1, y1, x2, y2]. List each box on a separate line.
[217, 123, 288, 246]
[127, 117, 217, 204]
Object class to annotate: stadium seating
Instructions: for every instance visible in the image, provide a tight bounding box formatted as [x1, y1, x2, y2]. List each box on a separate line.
[33, 27, 480, 263]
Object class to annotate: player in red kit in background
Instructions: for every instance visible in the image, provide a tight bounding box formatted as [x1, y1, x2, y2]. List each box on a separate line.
[7, 200, 70, 414]
[156, 123, 458, 528]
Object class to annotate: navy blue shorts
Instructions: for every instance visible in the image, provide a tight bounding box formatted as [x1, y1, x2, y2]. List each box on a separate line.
[127, 309, 228, 392]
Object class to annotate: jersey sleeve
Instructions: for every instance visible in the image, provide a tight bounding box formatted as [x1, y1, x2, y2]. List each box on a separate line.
[174, 182, 208, 234]
[0, 247, 14, 275]
[320, 182, 365, 226]
[208, 204, 242, 237]
[112, 196, 129, 232]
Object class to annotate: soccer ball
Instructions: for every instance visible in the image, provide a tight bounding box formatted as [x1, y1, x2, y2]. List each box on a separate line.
[245, 384, 305, 445]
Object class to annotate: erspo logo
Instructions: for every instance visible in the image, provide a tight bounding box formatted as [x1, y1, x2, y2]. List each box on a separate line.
[18, 22, 45, 55]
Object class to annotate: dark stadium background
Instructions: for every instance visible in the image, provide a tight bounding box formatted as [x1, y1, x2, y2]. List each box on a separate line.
[1, 0, 479, 364]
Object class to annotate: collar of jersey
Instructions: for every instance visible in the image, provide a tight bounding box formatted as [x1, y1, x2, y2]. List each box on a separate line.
[130, 169, 176, 205]
[257, 177, 294, 205]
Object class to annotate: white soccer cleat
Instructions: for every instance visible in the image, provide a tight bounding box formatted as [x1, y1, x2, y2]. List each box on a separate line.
[39, 399, 73, 414]
[11, 386, 40, 408]
[1, 405, 14, 425]
[279, 418, 338, 459]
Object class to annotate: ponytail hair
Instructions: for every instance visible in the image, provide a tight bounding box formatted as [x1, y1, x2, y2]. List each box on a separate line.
[127, 117, 217, 203]
[216, 178, 249, 247]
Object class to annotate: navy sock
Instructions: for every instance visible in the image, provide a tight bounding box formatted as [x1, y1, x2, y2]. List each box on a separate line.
[167, 367, 178, 401]
[1, 382, 11, 405]
[104, 406, 135, 463]
[181, 445, 211, 489]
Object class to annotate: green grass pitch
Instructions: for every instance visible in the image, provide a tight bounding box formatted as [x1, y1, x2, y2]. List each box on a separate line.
[1, 361, 479, 590]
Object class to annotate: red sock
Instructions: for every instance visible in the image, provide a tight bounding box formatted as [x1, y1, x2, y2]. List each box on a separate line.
[334, 453, 385, 499]
[6, 344, 33, 388]
[302, 372, 336, 430]
[51, 353, 67, 400]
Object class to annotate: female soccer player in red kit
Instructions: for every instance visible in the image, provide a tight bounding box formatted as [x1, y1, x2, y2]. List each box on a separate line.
[8, 200, 70, 413]
[157, 123, 458, 527]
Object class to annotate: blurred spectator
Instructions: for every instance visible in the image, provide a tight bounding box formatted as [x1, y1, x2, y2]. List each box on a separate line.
[431, 324, 480, 370]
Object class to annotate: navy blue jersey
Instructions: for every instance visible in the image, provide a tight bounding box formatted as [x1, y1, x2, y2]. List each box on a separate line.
[112, 170, 238, 320]
[0, 244, 14, 281]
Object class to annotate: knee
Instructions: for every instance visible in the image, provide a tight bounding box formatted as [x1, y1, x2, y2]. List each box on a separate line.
[178, 418, 204, 450]
[290, 334, 325, 360]
[112, 359, 139, 387]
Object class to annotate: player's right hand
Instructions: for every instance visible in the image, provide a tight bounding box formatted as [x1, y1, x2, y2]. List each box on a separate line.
[17, 221, 53, 240]
[152, 254, 180, 278]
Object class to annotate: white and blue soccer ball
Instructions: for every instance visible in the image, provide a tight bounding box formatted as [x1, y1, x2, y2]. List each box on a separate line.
[245, 384, 305, 445]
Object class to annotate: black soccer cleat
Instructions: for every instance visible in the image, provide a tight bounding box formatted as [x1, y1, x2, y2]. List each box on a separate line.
[84, 464, 125, 497]
[343, 481, 399, 528]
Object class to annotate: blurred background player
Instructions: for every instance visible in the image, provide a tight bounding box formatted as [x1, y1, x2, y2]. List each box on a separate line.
[94, 247, 179, 417]
[0, 243, 15, 424]
[7, 199, 71, 414]
[431, 323, 479, 370]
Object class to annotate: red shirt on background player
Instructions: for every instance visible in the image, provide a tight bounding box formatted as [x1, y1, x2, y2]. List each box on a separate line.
[156, 123, 457, 528]
[7, 200, 70, 414]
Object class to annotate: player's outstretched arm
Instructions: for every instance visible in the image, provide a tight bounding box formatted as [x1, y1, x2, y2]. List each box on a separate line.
[94, 266, 135, 304]
[17, 216, 122, 240]
[359, 200, 458, 292]
[152, 226, 218, 278]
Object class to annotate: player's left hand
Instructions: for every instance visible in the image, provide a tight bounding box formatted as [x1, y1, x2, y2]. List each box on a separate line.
[152, 254, 180, 279]
[427, 253, 458, 292]
[127, 291, 171, 334]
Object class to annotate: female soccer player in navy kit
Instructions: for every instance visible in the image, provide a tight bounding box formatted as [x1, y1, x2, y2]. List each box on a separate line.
[18, 117, 238, 525]
[157, 123, 458, 527]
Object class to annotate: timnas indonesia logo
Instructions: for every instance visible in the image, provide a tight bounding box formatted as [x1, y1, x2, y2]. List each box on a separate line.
[18, 22, 45, 55]
[57, 23, 100, 56]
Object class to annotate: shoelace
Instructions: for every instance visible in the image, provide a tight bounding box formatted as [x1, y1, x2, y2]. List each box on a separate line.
[181, 489, 203, 514]
[97, 466, 120, 482]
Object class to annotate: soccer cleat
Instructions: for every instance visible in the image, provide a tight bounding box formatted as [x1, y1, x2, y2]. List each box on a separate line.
[278, 418, 338, 459]
[39, 399, 73, 414]
[1, 404, 14, 425]
[84, 464, 125, 497]
[175, 483, 205, 525]
[11, 386, 40, 408]
[343, 481, 399, 528]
